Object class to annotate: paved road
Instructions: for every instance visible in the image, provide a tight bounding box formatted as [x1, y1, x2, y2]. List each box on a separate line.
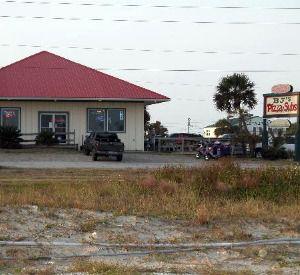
[0, 148, 295, 169]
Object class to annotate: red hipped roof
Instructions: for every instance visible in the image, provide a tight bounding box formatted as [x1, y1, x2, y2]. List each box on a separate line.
[0, 51, 169, 103]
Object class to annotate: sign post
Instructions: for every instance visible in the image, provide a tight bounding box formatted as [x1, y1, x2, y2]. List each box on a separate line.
[295, 94, 300, 161]
[263, 89, 300, 162]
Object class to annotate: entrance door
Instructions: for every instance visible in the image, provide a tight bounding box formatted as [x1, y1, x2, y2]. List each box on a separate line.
[40, 113, 68, 143]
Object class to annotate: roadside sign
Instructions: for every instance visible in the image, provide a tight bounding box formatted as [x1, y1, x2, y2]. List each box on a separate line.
[263, 90, 300, 161]
[264, 92, 299, 118]
[264, 93, 299, 117]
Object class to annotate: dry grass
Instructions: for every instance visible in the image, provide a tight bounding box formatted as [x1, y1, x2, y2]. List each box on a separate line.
[79, 218, 99, 233]
[69, 260, 140, 274]
[0, 160, 299, 223]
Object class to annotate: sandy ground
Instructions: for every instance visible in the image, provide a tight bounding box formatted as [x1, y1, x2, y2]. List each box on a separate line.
[0, 206, 299, 274]
[0, 148, 296, 169]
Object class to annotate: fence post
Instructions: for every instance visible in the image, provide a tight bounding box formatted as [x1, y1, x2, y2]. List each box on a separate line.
[158, 138, 161, 152]
[182, 138, 184, 153]
[73, 129, 76, 149]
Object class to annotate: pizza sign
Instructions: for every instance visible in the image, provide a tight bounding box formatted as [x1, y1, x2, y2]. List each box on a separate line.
[265, 94, 298, 117]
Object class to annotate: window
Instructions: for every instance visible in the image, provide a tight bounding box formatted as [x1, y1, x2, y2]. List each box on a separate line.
[87, 109, 106, 132]
[87, 108, 125, 133]
[0, 108, 20, 129]
[107, 109, 125, 132]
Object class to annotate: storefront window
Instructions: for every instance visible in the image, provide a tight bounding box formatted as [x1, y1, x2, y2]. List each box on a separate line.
[0, 108, 20, 129]
[107, 109, 125, 132]
[87, 109, 125, 132]
[87, 109, 106, 132]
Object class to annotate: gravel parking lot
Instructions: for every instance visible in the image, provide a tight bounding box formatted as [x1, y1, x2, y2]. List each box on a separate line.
[0, 148, 202, 169]
[0, 148, 294, 169]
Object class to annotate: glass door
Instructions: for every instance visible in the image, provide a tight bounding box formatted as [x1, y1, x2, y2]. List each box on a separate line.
[40, 113, 68, 143]
[54, 114, 67, 143]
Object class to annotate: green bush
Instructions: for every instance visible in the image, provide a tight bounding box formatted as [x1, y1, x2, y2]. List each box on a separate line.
[262, 147, 289, 160]
[35, 131, 58, 145]
[0, 126, 23, 149]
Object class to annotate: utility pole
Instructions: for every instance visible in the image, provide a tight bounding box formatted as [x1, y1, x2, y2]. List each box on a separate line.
[187, 117, 191, 133]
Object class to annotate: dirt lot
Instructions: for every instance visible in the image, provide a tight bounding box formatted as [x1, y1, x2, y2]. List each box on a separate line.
[0, 148, 295, 169]
[0, 206, 299, 274]
[0, 158, 299, 274]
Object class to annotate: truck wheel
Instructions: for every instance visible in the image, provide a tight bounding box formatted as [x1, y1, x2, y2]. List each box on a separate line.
[116, 155, 123, 161]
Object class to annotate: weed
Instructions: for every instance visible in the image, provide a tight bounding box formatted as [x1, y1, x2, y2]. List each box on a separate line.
[0, 162, 299, 223]
[79, 219, 99, 233]
[69, 260, 139, 274]
[196, 205, 210, 225]
[0, 260, 8, 270]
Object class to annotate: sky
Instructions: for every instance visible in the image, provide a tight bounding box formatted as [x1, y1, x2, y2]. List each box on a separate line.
[1, 0, 300, 134]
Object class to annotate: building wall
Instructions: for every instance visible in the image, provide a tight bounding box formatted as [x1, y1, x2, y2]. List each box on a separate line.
[203, 127, 217, 138]
[0, 101, 145, 151]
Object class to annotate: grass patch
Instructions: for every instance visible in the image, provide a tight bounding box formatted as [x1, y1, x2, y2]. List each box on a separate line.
[69, 260, 140, 274]
[79, 218, 99, 233]
[0, 160, 299, 222]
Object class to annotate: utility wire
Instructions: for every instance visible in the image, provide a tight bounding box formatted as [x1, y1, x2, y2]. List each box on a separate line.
[1, 65, 298, 73]
[2, 1, 300, 10]
[1, 43, 300, 56]
[1, 15, 300, 25]
[0, 65, 298, 73]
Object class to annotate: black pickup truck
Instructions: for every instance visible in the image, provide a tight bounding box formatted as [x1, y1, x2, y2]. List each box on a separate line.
[82, 132, 124, 161]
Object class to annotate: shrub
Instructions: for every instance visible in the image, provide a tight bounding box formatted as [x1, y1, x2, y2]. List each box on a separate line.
[35, 131, 58, 145]
[0, 126, 23, 149]
[159, 180, 176, 194]
[262, 147, 289, 160]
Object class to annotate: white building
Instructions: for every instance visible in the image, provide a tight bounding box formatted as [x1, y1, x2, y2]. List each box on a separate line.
[203, 125, 218, 138]
[268, 119, 291, 136]
[0, 51, 169, 150]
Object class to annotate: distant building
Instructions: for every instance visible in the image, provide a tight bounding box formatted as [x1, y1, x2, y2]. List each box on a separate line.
[204, 116, 272, 139]
[269, 119, 291, 136]
[230, 116, 271, 136]
[203, 124, 218, 138]
[204, 116, 291, 140]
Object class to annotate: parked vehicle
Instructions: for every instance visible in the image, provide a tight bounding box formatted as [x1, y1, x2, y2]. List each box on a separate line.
[82, 132, 124, 161]
[169, 133, 203, 139]
[282, 136, 295, 152]
[196, 141, 231, 160]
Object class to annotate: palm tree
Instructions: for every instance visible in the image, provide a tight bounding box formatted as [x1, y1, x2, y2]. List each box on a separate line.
[214, 73, 257, 134]
[213, 73, 258, 155]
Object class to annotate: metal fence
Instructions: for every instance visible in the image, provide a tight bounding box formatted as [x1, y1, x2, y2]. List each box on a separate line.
[152, 137, 203, 153]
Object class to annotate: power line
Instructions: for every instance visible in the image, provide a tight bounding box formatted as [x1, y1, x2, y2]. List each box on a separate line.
[1, 43, 300, 57]
[96, 68, 300, 73]
[1, 65, 298, 73]
[1, 15, 300, 25]
[2, 1, 300, 10]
